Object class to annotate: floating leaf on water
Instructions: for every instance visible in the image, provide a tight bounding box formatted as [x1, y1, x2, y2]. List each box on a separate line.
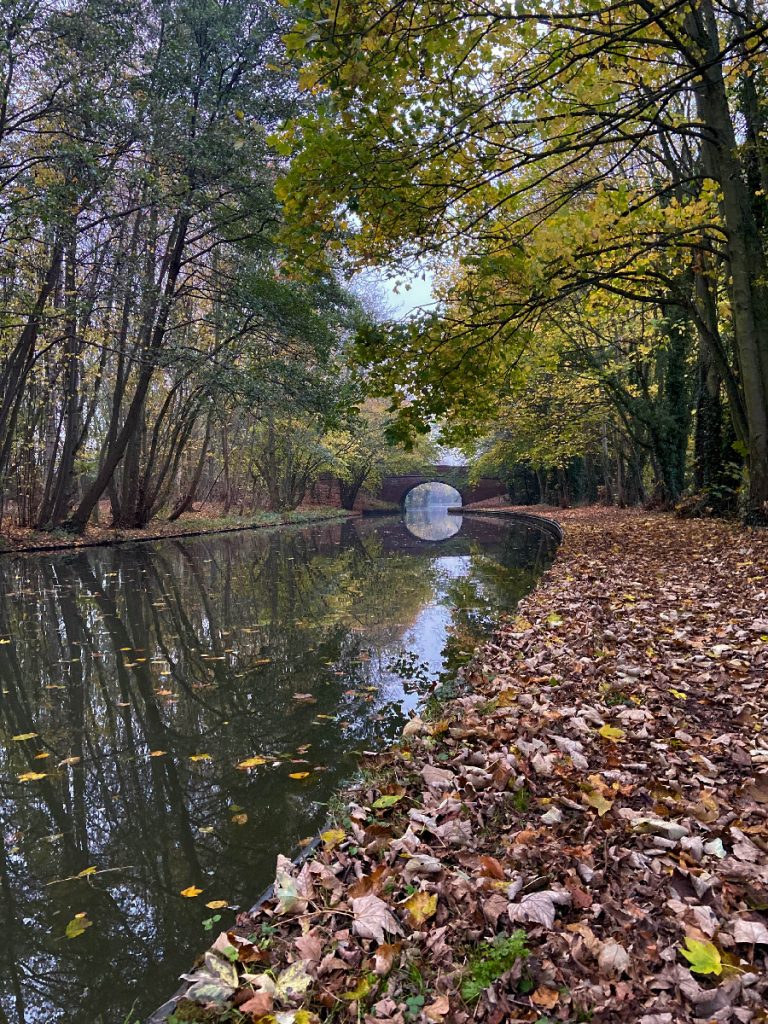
[288, 771, 310, 779]
[65, 914, 92, 939]
[180, 885, 204, 898]
[12, 732, 38, 741]
[18, 771, 47, 782]
[149, 750, 167, 757]
[34, 752, 50, 760]
[189, 753, 212, 762]
[77, 866, 97, 877]
[57, 756, 80, 768]
[231, 813, 248, 825]
[205, 900, 228, 910]
[236, 756, 267, 769]
[680, 936, 722, 976]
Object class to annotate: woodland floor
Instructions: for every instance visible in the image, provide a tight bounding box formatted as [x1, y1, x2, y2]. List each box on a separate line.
[164, 506, 768, 1024]
[0, 505, 352, 555]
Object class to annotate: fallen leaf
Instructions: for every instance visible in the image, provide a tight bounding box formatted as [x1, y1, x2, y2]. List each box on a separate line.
[231, 813, 248, 825]
[351, 893, 402, 943]
[236, 756, 267, 769]
[65, 914, 92, 939]
[425, 994, 450, 1021]
[288, 771, 310, 780]
[732, 918, 768, 945]
[598, 940, 630, 975]
[320, 828, 345, 849]
[680, 936, 722, 975]
[205, 900, 228, 910]
[18, 771, 47, 782]
[372, 794, 402, 809]
[403, 890, 437, 927]
[180, 885, 204, 898]
[598, 724, 626, 742]
[11, 732, 37, 741]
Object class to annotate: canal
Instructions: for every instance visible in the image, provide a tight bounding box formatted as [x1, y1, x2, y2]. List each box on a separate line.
[0, 510, 556, 1022]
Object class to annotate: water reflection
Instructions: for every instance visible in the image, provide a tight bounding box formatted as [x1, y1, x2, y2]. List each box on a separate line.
[0, 513, 555, 1023]
[403, 507, 462, 542]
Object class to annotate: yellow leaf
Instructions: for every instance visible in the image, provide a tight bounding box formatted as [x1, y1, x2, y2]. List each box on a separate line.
[403, 890, 438, 927]
[34, 752, 50, 760]
[205, 900, 228, 910]
[289, 771, 310, 779]
[189, 753, 212, 762]
[670, 689, 688, 700]
[341, 976, 371, 1000]
[598, 724, 625, 742]
[231, 813, 248, 825]
[65, 914, 92, 939]
[583, 788, 613, 816]
[321, 828, 345, 849]
[236, 756, 267, 769]
[180, 885, 203, 898]
[0, 638, 11, 645]
[18, 771, 47, 782]
[12, 732, 38, 741]
[680, 936, 722, 975]
[78, 866, 97, 877]
[149, 750, 167, 757]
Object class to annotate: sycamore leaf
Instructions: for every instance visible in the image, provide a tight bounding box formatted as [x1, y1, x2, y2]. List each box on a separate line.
[180, 885, 204, 898]
[583, 788, 613, 816]
[352, 893, 402, 943]
[680, 936, 722, 976]
[403, 890, 437, 927]
[598, 724, 625, 742]
[274, 960, 313, 1003]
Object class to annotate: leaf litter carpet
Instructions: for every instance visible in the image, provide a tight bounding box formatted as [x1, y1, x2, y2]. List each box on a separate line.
[177, 508, 768, 1024]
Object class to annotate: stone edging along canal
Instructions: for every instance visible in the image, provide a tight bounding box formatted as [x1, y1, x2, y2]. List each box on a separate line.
[145, 508, 563, 1024]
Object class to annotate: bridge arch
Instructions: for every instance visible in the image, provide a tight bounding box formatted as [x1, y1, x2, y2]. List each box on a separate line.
[375, 465, 508, 509]
[402, 481, 463, 509]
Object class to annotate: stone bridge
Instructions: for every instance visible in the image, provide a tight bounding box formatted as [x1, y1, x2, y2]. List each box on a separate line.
[376, 464, 508, 508]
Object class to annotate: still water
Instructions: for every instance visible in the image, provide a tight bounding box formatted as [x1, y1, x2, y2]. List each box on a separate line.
[0, 510, 556, 1023]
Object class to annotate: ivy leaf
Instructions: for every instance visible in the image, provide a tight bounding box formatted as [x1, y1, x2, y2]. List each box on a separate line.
[680, 936, 722, 976]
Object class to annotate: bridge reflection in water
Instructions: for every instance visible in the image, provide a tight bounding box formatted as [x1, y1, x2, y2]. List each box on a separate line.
[404, 507, 463, 541]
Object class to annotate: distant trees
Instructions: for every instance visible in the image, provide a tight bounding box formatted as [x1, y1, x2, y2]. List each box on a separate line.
[279, 0, 768, 522]
[0, 0, 412, 533]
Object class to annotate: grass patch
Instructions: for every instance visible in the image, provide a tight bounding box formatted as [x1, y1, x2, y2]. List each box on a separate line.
[460, 931, 529, 1003]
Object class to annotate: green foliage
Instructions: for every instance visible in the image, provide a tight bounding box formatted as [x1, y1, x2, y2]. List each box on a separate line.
[460, 931, 530, 1003]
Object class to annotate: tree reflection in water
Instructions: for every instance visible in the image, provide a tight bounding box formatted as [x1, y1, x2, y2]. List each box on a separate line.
[0, 514, 555, 1023]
